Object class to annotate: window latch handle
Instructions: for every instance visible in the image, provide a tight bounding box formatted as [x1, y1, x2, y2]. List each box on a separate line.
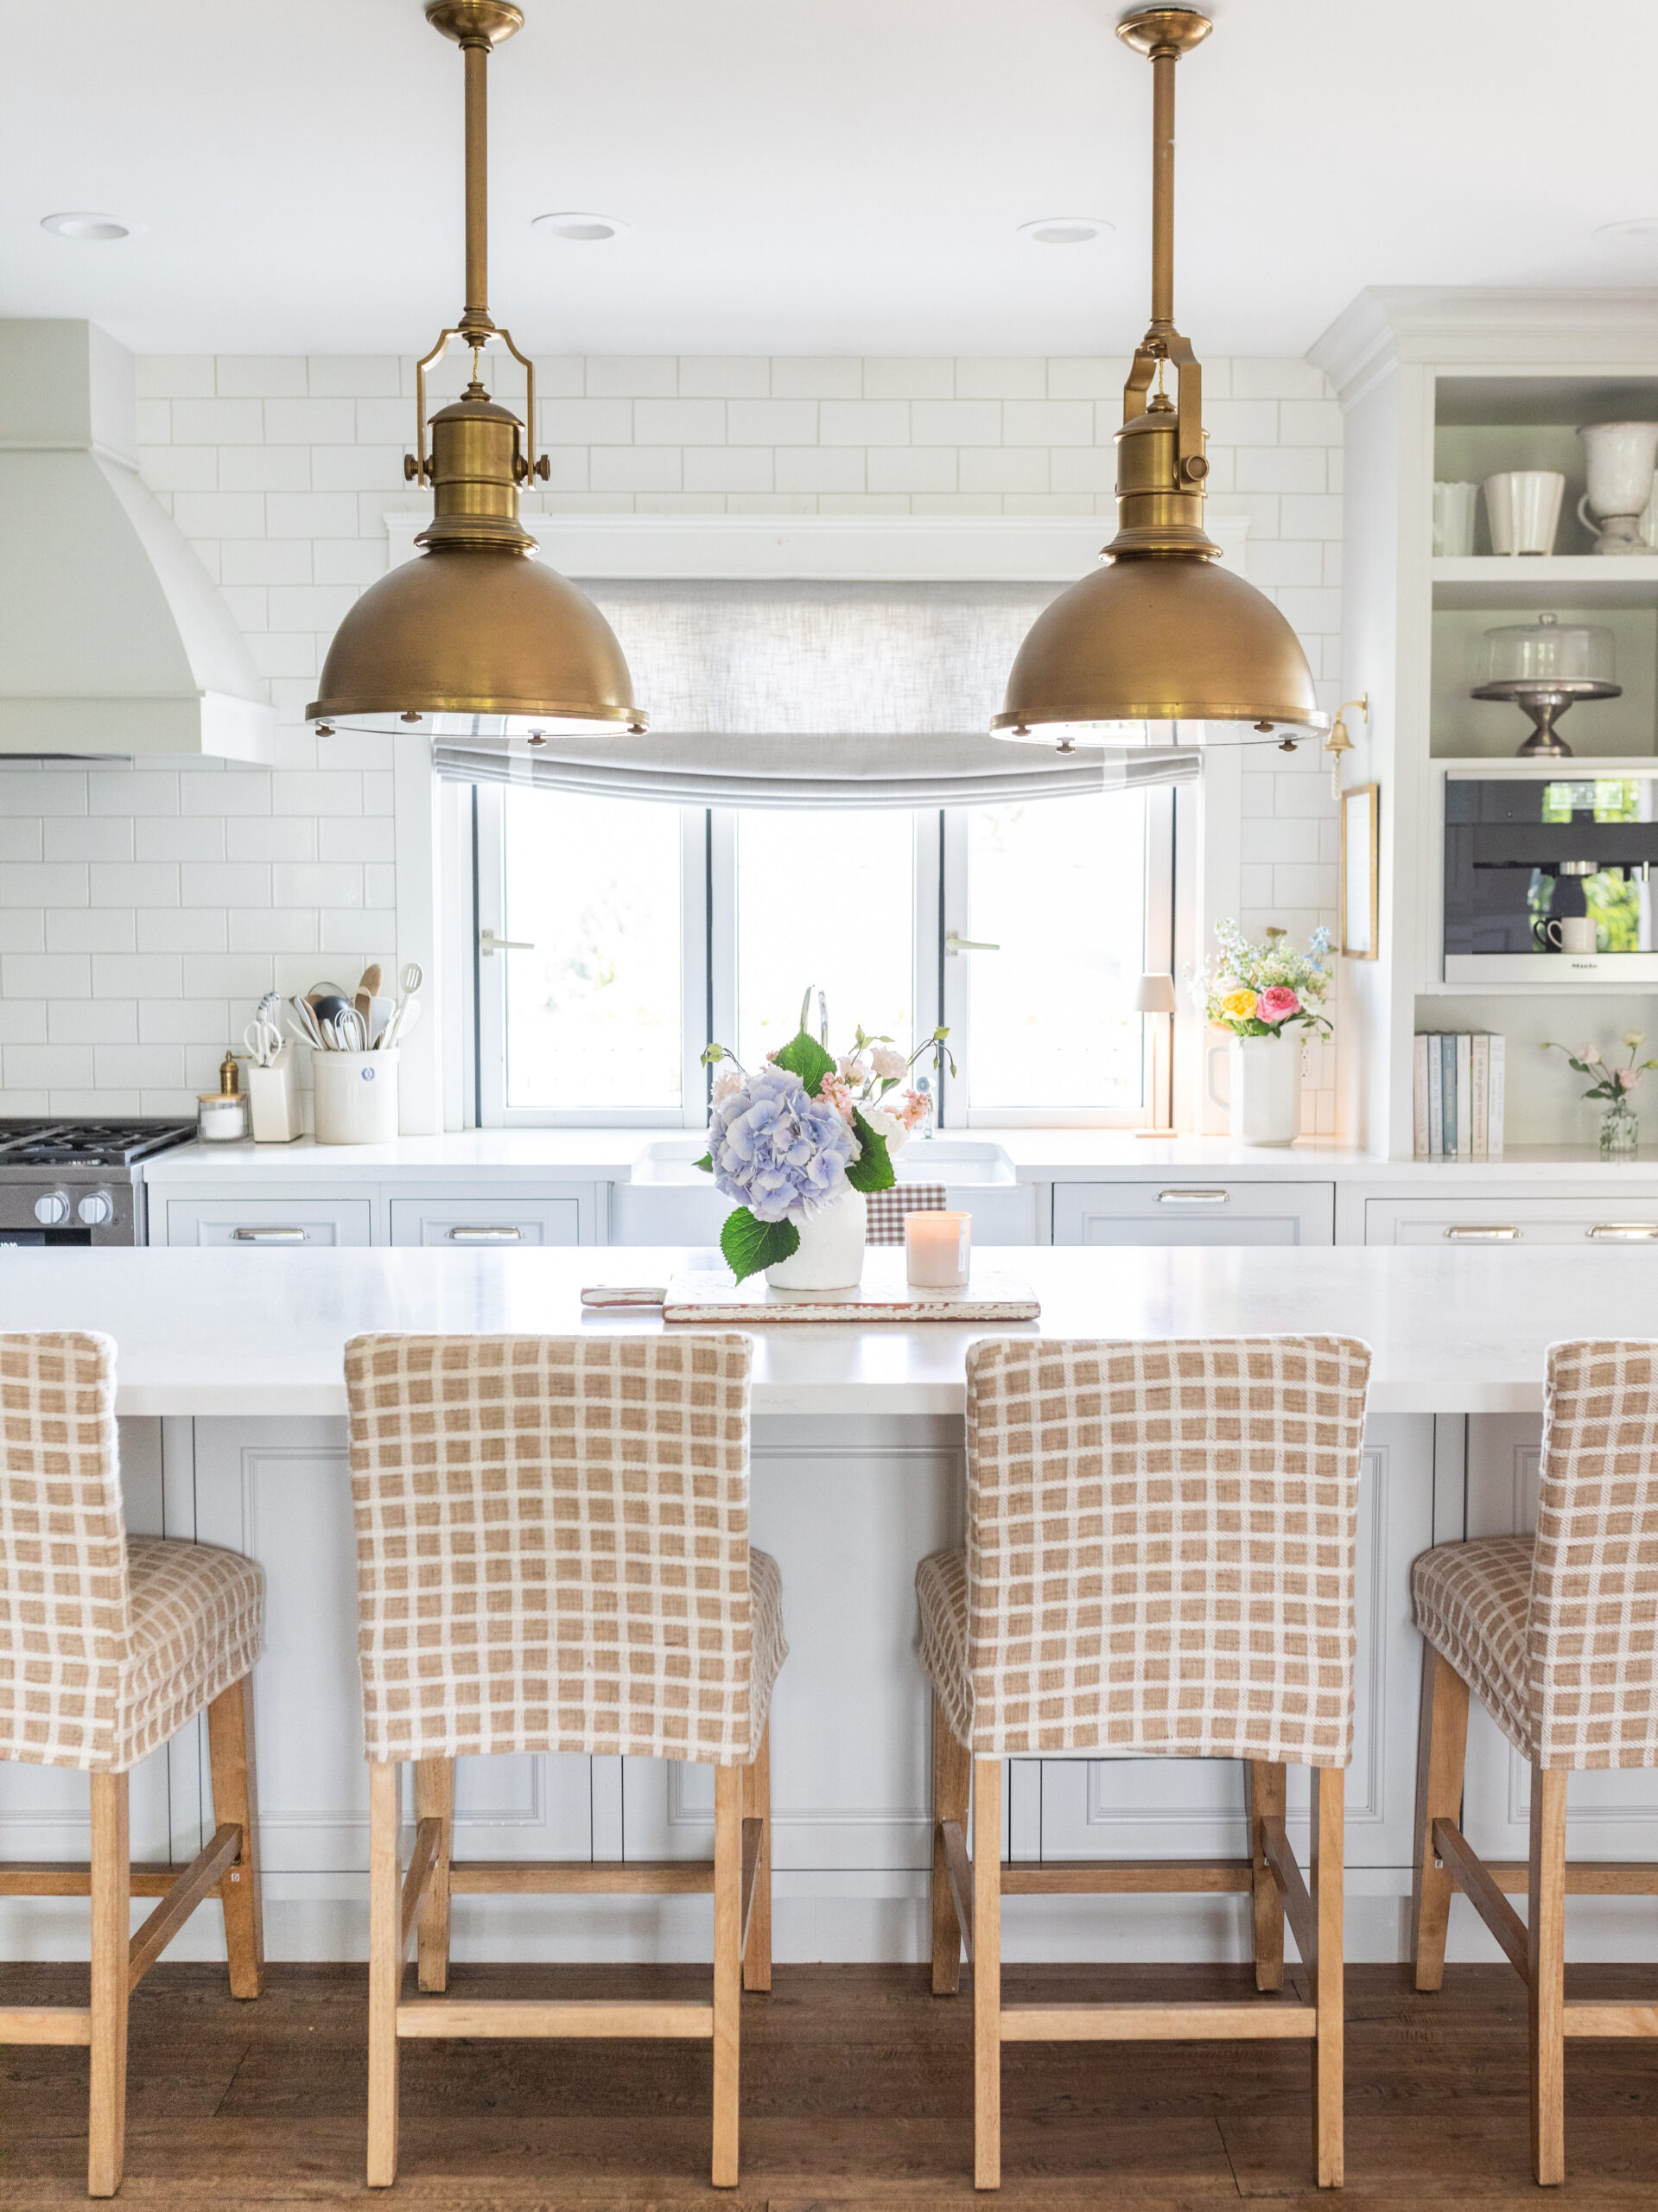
[945, 932, 1001, 957]
[480, 928, 536, 957]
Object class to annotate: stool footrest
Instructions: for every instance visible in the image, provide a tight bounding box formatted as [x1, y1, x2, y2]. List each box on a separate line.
[0, 1863, 206, 1899]
[1565, 2004, 1658, 2037]
[0, 2005, 92, 2045]
[1001, 1859, 1254, 1895]
[1488, 1862, 1658, 1896]
[1001, 2000, 1317, 2043]
[448, 1859, 715, 1895]
[397, 1998, 714, 2040]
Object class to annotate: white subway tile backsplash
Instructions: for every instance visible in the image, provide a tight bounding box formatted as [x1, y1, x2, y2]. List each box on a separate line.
[137, 1000, 236, 1046]
[5, 954, 91, 998]
[90, 864, 179, 907]
[308, 356, 403, 397]
[769, 358, 862, 399]
[227, 908, 318, 954]
[271, 772, 362, 817]
[1001, 399, 1094, 447]
[586, 356, 678, 398]
[88, 772, 180, 817]
[89, 955, 182, 997]
[133, 819, 226, 863]
[677, 357, 771, 398]
[0, 1001, 47, 1043]
[263, 397, 357, 444]
[136, 355, 215, 398]
[820, 400, 911, 446]
[683, 447, 775, 494]
[0, 865, 88, 908]
[180, 953, 276, 997]
[265, 492, 359, 539]
[863, 359, 954, 399]
[49, 1001, 137, 1045]
[226, 817, 317, 863]
[171, 397, 265, 445]
[136, 911, 226, 953]
[7, 1046, 95, 1088]
[868, 448, 959, 494]
[214, 356, 309, 397]
[318, 817, 396, 864]
[272, 863, 362, 908]
[43, 819, 130, 863]
[48, 912, 136, 953]
[727, 398, 820, 446]
[955, 359, 1047, 400]
[92, 1046, 183, 1089]
[181, 769, 270, 816]
[633, 398, 727, 445]
[910, 398, 1001, 446]
[218, 447, 312, 493]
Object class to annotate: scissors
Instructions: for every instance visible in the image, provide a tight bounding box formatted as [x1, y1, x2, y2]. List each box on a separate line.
[243, 1015, 284, 1067]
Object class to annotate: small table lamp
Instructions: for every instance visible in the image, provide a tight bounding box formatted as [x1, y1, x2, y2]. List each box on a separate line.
[1131, 970, 1178, 1137]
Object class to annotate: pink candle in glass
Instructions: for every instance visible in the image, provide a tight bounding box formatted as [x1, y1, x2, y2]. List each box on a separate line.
[905, 1210, 971, 1290]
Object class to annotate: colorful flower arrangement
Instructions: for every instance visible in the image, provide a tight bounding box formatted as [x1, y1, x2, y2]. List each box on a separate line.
[697, 992, 949, 1281]
[1192, 919, 1334, 1040]
[1542, 1031, 1658, 1103]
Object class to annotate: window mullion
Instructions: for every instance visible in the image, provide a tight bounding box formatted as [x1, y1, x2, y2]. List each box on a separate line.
[473, 781, 507, 1127]
[706, 807, 737, 1076]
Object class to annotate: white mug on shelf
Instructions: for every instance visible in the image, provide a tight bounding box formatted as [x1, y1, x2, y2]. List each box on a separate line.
[1482, 469, 1565, 556]
[1539, 916, 1599, 955]
[1432, 480, 1477, 557]
[312, 1049, 400, 1145]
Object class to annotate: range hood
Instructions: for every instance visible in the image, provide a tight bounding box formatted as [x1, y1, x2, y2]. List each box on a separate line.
[0, 321, 273, 760]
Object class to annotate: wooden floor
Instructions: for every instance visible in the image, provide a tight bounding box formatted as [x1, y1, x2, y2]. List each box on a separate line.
[2, 1960, 1657, 2206]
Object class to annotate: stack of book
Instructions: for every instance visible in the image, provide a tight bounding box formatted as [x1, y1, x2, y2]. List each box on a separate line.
[1413, 1033, 1505, 1159]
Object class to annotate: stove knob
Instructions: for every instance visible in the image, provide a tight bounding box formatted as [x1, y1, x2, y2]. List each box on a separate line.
[77, 1192, 113, 1228]
[33, 1191, 70, 1226]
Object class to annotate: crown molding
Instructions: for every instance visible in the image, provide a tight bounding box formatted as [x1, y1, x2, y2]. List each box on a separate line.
[1309, 286, 1658, 407]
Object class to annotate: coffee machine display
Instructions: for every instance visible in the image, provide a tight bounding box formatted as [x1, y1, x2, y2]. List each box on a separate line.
[1443, 772, 1658, 981]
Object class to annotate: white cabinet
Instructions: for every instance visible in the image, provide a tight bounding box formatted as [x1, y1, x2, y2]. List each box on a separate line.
[610, 1180, 1039, 1247]
[1366, 1197, 1658, 1246]
[164, 1198, 372, 1248]
[1053, 1179, 1335, 1247]
[390, 1198, 583, 1248]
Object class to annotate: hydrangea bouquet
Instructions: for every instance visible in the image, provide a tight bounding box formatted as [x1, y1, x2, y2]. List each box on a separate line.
[1192, 919, 1334, 1040]
[696, 990, 949, 1281]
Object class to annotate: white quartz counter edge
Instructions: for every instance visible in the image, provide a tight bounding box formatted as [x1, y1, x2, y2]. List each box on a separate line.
[140, 1128, 1658, 1186]
[11, 1243, 1656, 1420]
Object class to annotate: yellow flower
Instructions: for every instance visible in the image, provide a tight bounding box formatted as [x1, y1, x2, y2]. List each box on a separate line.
[1220, 988, 1258, 1021]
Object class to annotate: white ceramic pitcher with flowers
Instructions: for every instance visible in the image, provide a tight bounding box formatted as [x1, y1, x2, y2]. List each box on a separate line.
[1193, 922, 1333, 1147]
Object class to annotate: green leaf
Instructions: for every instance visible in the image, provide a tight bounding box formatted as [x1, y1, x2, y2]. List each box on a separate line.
[693, 1152, 713, 1173]
[720, 1208, 800, 1284]
[843, 1109, 895, 1193]
[772, 1027, 836, 1096]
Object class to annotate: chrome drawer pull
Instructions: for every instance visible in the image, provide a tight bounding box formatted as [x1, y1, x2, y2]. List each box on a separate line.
[232, 1225, 308, 1243]
[1443, 1224, 1520, 1241]
[1157, 1187, 1229, 1205]
[1588, 1224, 1658, 1241]
[446, 1225, 524, 1243]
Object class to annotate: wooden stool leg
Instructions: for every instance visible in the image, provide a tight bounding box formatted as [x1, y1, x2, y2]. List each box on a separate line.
[712, 1761, 742, 2188]
[1248, 1760, 1286, 1991]
[1529, 1766, 1567, 2188]
[413, 1757, 454, 1994]
[742, 1721, 772, 1994]
[366, 1760, 402, 2190]
[972, 1757, 1001, 2191]
[207, 1671, 265, 1999]
[87, 1769, 129, 2200]
[1411, 1645, 1470, 1993]
[1311, 1765, 1344, 2190]
[932, 1694, 971, 1996]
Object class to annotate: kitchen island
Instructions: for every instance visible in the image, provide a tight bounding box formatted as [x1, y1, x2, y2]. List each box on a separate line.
[1, 1242, 1653, 1971]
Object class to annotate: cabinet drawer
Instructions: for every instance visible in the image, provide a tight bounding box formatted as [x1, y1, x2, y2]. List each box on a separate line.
[1367, 1197, 1658, 1247]
[165, 1198, 372, 1249]
[1053, 1179, 1335, 1247]
[390, 1199, 581, 1249]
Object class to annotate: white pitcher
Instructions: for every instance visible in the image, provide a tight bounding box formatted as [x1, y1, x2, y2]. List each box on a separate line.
[1577, 421, 1658, 554]
[1205, 1034, 1302, 1147]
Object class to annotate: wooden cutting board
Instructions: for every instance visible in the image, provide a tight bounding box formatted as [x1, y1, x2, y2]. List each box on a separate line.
[661, 1250, 1039, 1324]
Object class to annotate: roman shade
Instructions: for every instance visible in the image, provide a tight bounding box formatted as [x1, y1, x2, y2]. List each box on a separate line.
[433, 579, 1200, 809]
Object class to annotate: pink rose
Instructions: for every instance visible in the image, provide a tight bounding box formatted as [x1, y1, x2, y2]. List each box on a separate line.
[710, 1067, 741, 1105]
[1256, 986, 1302, 1024]
[1617, 1067, 1640, 1090]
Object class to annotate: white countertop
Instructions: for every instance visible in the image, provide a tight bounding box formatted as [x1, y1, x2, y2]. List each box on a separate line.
[11, 1243, 1656, 1419]
[140, 1127, 1658, 1187]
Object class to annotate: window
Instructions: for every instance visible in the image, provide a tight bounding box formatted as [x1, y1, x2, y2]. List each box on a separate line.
[473, 785, 1173, 1127]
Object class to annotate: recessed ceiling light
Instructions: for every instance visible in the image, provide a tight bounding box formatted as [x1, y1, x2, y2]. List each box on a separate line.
[1017, 216, 1113, 246]
[1595, 219, 1658, 247]
[531, 211, 629, 244]
[40, 212, 135, 242]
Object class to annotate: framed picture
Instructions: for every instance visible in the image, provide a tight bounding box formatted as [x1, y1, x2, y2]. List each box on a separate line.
[1340, 782, 1379, 959]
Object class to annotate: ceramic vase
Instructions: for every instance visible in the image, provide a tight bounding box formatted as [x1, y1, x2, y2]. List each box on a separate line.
[1577, 422, 1658, 555]
[764, 1186, 867, 1289]
[1600, 1096, 1640, 1161]
[1207, 1033, 1302, 1147]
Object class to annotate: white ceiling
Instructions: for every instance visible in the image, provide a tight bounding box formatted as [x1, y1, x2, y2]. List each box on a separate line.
[3, 0, 1657, 361]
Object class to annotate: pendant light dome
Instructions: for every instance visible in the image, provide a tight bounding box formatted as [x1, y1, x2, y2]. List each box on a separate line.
[308, 1, 645, 743]
[994, 8, 1324, 753]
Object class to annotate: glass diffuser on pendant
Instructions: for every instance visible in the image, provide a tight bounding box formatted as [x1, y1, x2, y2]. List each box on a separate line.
[1471, 612, 1621, 758]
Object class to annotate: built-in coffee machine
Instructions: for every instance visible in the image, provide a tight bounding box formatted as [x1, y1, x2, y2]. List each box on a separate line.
[1443, 772, 1658, 981]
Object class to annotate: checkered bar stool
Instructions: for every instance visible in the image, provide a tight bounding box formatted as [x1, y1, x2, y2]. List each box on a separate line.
[0, 1332, 265, 2198]
[917, 1335, 1372, 2191]
[1411, 1338, 1658, 2188]
[345, 1331, 785, 2191]
[866, 1182, 945, 1246]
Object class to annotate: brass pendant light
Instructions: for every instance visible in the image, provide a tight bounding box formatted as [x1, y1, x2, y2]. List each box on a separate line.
[994, 8, 1324, 753]
[308, 1, 645, 742]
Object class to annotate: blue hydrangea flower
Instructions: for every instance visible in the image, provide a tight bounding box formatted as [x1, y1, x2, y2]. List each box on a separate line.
[708, 1065, 856, 1224]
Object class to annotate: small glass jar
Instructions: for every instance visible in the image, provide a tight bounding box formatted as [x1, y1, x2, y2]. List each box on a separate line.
[1601, 1096, 1639, 1161]
[197, 1089, 249, 1143]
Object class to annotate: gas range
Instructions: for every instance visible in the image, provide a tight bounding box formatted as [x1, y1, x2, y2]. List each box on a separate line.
[0, 1118, 196, 1246]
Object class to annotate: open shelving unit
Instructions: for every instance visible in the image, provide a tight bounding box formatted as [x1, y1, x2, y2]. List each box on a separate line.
[1310, 291, 1658, 1155]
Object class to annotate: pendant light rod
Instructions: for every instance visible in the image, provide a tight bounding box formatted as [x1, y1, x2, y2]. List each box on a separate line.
[462, 38, 493, 339]
[1149, 39, 1175, 331]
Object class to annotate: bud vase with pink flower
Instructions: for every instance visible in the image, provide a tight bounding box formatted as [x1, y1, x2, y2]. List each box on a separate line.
[1190, 921, 1333, 1147]
[1543, 1033, 1658, 1160]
